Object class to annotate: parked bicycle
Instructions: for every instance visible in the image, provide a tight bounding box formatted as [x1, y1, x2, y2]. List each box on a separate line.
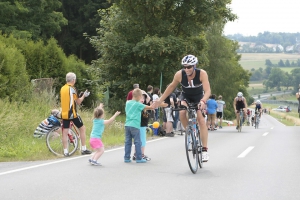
[237, 108, 244, 132]
[172, 101, 205, 174]
[46, 121, 81, 156]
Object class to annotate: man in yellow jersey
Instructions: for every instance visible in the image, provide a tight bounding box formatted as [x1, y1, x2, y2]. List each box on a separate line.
[60, 72, 92, 156]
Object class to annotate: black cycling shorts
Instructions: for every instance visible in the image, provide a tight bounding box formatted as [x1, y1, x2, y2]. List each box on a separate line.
[180, 92, 203, 109]
[62, 116, 83, 129]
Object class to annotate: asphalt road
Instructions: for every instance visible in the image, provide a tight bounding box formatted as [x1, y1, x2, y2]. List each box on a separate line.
[1, 114, 300, 200]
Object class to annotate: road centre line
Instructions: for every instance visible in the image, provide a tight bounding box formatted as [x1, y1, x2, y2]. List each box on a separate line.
[262, 132, 269, 136]
[0, 137, 167, 176]
[237, 146, 255, 158]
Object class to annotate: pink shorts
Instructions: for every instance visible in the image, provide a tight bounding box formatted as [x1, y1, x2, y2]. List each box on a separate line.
[90, 138, 104, 149]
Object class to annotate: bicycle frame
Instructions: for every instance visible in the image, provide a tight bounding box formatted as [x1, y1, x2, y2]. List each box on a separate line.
[172, 101, 205, 173]
[237, 108, 244, 132]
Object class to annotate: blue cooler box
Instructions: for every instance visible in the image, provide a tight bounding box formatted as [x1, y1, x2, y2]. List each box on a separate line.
[149, 125, 159, 135]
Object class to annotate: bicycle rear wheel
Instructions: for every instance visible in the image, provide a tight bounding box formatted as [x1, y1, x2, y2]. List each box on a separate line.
[185, 127, 199, 174]
[46, 127, 79, 156]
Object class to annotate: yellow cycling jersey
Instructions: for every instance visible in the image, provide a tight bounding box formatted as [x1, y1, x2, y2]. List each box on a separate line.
[60, 84, 78, 119]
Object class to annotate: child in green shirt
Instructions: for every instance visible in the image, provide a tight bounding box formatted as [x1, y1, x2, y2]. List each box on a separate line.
[124, 88, 153, 163]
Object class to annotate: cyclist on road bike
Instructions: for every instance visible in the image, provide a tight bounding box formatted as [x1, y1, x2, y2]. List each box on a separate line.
[252, 100, 263, 125]
[253, 100, 263, 118]
[233, 92, 248, 130]
[153, 54, 211, 162]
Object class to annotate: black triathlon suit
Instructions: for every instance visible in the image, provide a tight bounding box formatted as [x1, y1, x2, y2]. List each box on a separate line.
[180, 68, 203, 108]
[235, 97, 245, 112]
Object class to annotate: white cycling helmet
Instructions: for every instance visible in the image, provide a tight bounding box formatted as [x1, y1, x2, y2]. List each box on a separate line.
[237, 92, 243, 97]
[181, 55, 198, 66]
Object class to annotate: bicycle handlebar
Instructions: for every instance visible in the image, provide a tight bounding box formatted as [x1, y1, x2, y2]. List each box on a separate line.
[171, 103, 206, 118]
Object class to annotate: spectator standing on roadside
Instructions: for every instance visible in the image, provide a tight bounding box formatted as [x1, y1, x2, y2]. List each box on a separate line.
[146, 85, 154, 122]
[152, 87, 161, 121]
[172, 88, 180, 132]
[126, 83, 139, 101]
[216, 95, 226, 128]
[124, 88, 153, 163]
[206, 94, 218, 131]
[60, 72, 92, 157]
[162, 86, 176, 137]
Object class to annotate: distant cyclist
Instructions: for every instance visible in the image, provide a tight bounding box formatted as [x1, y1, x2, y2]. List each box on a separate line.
[233, 92, 248, 130]
[253, 100, 263, 118]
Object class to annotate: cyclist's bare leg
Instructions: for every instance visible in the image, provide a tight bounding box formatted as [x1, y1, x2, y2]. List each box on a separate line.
[197, 110, 208, 148]
[179, 110, 188, 130]
[79, 125, 86, 146]
[179, 101, 188, 129]
[235, 111, 239, 126]
[259, 109, 262, 118]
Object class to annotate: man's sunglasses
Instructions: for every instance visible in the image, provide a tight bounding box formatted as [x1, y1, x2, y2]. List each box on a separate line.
[182, 65, 193, 69]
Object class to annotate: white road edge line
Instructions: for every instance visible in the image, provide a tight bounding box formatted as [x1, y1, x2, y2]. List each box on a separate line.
[237, 146, 255, 158]
[262, 132, 269, 136]
[0, 137, 168, 176]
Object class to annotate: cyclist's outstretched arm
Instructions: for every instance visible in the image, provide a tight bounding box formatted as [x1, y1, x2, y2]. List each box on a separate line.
[200, 69, 211, 102]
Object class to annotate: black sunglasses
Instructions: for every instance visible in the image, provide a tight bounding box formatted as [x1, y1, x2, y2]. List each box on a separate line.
[182, 65, 193, 69]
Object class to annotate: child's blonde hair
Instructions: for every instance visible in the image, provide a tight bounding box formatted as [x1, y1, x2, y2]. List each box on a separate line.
[132, 88, 142, 100]
[94, 107, 104, 118]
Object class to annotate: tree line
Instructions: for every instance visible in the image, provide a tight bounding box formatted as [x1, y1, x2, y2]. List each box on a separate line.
[1, 0, 258, 119]
[227, 31, 300, 47]
[265, 59, 300, 67]
[227, 32, 300, 53]
[250, 62, 300, 92]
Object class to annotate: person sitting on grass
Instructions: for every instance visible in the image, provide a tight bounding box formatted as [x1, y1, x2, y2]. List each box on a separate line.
[33, 109, 61, 138]
[89, 103, 121, 166]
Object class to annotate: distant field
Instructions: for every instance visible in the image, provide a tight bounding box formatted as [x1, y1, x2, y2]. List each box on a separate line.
[239, 53, 300, 71]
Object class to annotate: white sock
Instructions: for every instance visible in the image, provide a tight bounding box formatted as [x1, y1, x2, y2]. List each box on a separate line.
[82, 146, 86, 151]
[64, 149, 68, 154]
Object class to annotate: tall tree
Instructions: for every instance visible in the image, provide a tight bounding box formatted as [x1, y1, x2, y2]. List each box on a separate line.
[265, 67, 283, 90]
[0, 0, 67, 40]
[54, 0, 111, 63]
[265, 59, 273, 67]
[91, 0, 236, 109]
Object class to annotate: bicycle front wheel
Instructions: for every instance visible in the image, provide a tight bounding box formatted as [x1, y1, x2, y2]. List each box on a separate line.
[185, 127, 199, 174]
[196, 127, 203, 168]
[239, 115, 243, 132]
[46, 127, 79, 156]
[255, 118, 259, 129]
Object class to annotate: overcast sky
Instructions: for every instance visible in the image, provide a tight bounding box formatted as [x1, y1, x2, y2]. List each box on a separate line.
[224, 0, 300, 36]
